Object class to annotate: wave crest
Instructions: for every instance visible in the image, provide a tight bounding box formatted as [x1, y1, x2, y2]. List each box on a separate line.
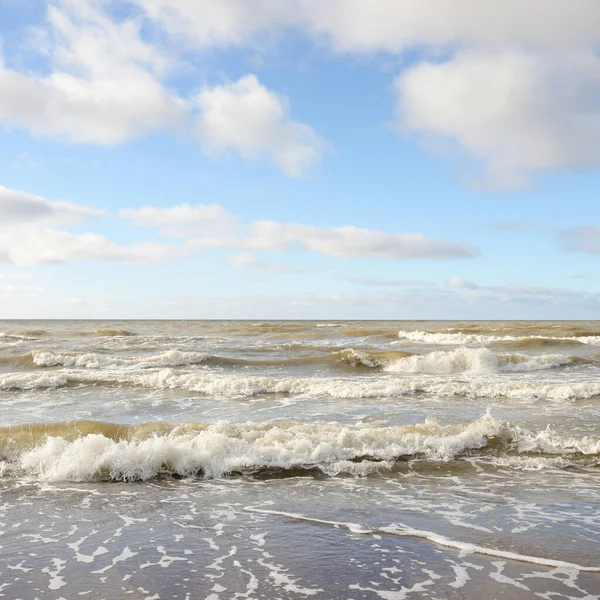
[385, 348, 574, 374]
[2, 368, 600, 400]
[1, 416, 598, 482]
[397, 330, 600, 347]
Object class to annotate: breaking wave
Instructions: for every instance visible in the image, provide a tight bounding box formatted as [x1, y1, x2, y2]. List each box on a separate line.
[0, 416, 598, 482]
[2, 369, 600, 401]
[74, 328, 137, 337]
[384, 347, 576, 374]
[397, 330, 600, 346]
[0, 348, 418, 372]
[1, 348, 578, 375]
[29, 349, 211, 369]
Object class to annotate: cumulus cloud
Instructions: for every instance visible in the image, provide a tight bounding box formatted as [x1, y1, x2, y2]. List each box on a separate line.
[0, 185, 103, 227]
[244, 222, 476, 259]
[0, 184, 184, 267]
[397, 51, 600, 187]
[0, 184, 476, 266]
[0, 228, 184, 267]
[123, 203, 478, 260]
[104, 0, 600, 185]
[0, 3, 186, 145]
[5, 1, 599, 183]
[128, 1, 600, 53]
[120, 203, 240, 238]
[196, 75, 326, 177]
[0, 3, 325, 176]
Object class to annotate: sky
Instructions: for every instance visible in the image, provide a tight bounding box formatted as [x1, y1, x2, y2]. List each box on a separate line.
[0, 0, 600, 319]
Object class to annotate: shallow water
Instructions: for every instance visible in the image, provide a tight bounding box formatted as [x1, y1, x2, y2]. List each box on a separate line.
[0, 320, 599, 599]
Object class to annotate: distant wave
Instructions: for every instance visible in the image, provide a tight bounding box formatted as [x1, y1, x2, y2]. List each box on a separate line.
[0, 332, 38, 342]
[0, 416, 598, 482]
[73, 329, 137, 337]
[2, 347, 580, 375]
[384, 347, 577, 374]
[2, 368, 600, 401]
[397, 330, 600, 346]
[0, 348, 420, 372]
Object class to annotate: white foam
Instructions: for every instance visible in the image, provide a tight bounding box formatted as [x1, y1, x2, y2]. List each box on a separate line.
[31, 350, 210, 370]
[397, 330, 600, 346]
[8, 416, 600, 482]
[13, 416, 507, 481]
[0, 372, 68, 390]
[384, 348, 572, 374]
[127, 370, 600, 401]
[244, 508, 600, 571]
[3, 368, 600, 401]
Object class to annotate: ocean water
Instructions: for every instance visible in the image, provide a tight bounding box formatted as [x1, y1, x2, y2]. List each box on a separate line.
[0, 320, 599, 600]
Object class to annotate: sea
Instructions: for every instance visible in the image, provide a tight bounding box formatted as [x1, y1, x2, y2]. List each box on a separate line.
[0, 320, 599, 600]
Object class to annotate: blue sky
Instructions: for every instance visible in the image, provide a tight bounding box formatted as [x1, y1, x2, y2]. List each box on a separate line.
[0, 0, 599, 319]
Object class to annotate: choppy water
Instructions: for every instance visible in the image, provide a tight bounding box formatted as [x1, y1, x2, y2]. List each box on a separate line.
[0, 320, 599, 599]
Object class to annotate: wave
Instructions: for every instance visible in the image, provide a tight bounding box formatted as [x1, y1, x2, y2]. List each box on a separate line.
[14, 329, 48, 337]
[0, 332, 38, 342]
[246, 507, 600, 571]
[397, 330, 600, 347]
[338, 328, 400, 339]
[73, 329, 137, 337]
[29, 349, 211, 370]
[384, 348, 576, 374]
[2, 368, 600, 401]
[0, 348, 417, 372]
[0, 416, 597, 482]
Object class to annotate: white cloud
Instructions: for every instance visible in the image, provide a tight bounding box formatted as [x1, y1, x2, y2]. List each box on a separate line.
[242, 220, 477, 259]
[0, 228, 184, 267]
[0, 2, 186, 145]
[396, 51, 600, 187]
[0, 185, 185, 266]
[8, 1, 598, 183]
[196, 75, 326, 177]
[0, 185, 103, 226]
[111, 1, 600, 184]
[290, 225, 475, 259]
[120, 203, 240, 238]
[558, 226, 600, 255]
[128, 1, 600, 54]
[0, 4, 325, 176]
[124, 203, 478, 260]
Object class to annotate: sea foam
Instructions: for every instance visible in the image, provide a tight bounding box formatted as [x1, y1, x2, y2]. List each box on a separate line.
[384, 347, 573, 374]
[2, 416, 598, 482]
[2, 368, 600, 401]
[397, 330, 600, 346]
